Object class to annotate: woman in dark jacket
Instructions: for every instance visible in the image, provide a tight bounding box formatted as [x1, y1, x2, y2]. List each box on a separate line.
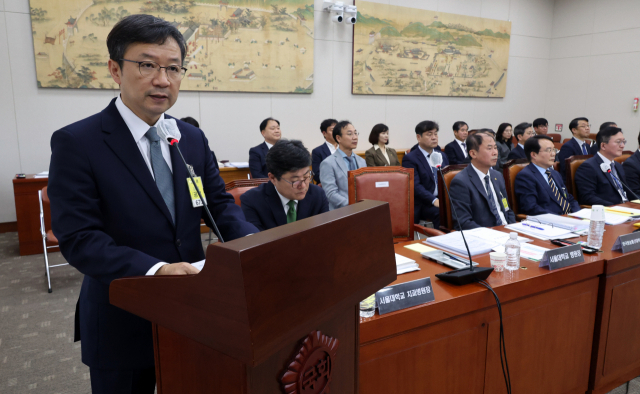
[496, 123, 513, 168]
[365, 123, 401, 166]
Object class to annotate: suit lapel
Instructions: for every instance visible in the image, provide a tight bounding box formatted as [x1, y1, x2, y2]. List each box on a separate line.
[334, 152, 349, 176]
[529, 164, 560, 207]
[595, 154, 619, 192]
[454, 141, 464, 161]
[488, 171, 506, 212]
[169, 118, 189, 230]
[322, 144, 331, 159]
[415, 150, 433, 176]
[265, 182, 287, 226]
[375, 147, 388, 165]
[467, 167, 490, 202]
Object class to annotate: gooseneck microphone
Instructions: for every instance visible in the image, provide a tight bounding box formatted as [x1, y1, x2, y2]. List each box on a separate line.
[600, 162, 640, 201]
[157, 119, 225, 243]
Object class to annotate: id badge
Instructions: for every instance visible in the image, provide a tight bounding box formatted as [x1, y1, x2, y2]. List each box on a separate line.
[187, 177, 207, 207]
[501, 197, 509, 211]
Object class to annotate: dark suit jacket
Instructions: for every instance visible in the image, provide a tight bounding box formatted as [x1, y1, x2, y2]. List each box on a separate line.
[507, 144, 526, 161]
[449, 165, 516, 229]
[364, 146, 400, 167]
[249, 142, 269, 178]
[444, 140, 466, 165]
[623, 150, 640, 199]
[48, 98, 258, 370]
[240, 182, 329, 231]
[514, 163, 580, 215]
[311, 143, 332, 183]
[575, 154, 629, 206]
[402, 148, 449, 223]
[558, 138, 595, 181]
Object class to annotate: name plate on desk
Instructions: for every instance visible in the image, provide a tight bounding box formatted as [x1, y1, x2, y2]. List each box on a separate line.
[612, 232, 640, 253]
[376, 277, 435, 315]
[539, 244, 584, 270]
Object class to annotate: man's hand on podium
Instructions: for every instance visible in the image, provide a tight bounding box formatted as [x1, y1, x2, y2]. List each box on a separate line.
[155, 262, 200, 275]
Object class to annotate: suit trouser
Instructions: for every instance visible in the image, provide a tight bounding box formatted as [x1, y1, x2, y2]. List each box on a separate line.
[89, 367, 155, 394]
[416, 205, 440, 229]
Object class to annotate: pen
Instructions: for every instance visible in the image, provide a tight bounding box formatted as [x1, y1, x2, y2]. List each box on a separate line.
[522, 222, 544, 231]
[443, 252, 470, 265]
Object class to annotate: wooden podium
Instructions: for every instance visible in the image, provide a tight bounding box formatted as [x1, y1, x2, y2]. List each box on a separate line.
[110, 200, 396, 394]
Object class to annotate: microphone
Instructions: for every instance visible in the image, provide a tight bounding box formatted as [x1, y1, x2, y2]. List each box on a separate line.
[431, 154, 493, 285]
[158, 118, 225, 243]
[600, 162, 640, 201]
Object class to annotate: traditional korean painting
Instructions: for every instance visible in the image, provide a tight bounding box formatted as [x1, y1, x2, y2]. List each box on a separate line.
[353, 1, 511, 97]
[29, 0, 315, 93]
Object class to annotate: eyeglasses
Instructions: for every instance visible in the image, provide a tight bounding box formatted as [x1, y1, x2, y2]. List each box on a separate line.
[345, 132, 359, 137]
[542, 148, 559, 154]
[524, 131, 536, 136]
[121, 59, 187, 80]
[578, 124, 591, 129]
[280, 171, 314, 188]
[611, 139, 627, 146]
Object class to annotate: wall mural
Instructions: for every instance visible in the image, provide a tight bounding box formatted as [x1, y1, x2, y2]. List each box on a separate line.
[28, 0, 315, 93]
[353, 1, 511, 97]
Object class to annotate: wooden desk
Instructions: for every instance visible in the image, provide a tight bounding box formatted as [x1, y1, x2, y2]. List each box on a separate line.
[359, 227, 605, 394]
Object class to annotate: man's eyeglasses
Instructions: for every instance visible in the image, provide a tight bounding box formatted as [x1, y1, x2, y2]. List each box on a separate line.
[542, 148, 559, 154]
[281, 171, 314, 188]
[121, 59, 187, 80]
[578, 124, 591, 129]
[611, 139, 627, 146]
[345, 132, 359, 137]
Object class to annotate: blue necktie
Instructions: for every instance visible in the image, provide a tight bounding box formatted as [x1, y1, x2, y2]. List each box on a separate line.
[581, 143, 588, 155]
[349, 156, 356, 171]
[484, 175, 502, 225]
[146, 126, 175, 223]
[610, 164, 628, 201]
[461, 142, 467, 157]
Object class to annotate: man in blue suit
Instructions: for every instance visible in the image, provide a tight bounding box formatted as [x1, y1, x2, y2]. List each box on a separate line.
[444, 121, 469, 165]
[558, 117, 595, 181]
[506, 122, 534, 160]
[402, 121, 449, 227]
[622, 131, 640, 198]
[311, 118, 337, 184]
[450, 133, 516, 229]
[575, 127, 633, 206]
[249, 117, 281, 178]
[515, 136, 580, 215]
[242, 139, 329, 230]
[48, 15, 258, 394]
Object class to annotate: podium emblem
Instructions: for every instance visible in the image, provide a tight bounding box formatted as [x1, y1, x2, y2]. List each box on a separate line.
[281, 331, 339, 394]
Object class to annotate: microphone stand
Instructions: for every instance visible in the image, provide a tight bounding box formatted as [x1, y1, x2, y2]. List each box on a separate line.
[607, 169, 640, 201]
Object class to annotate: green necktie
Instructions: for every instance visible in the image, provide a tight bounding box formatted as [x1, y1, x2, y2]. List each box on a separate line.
[286, 200, 297, 223]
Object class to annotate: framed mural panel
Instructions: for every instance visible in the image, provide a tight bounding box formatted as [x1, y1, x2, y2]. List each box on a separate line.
[29, 0, 314, 93]
[353, 1, 511, 97]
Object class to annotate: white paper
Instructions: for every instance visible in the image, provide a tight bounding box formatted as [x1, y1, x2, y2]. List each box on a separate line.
[464, 227, 532, 245]
[425, 231, 495, 256]
[227, 162, 250, 169]
[504, 221, 574, 241]
[527, 214, 590, 232]
[36, 171, 49, 176]
[376, 181, 389, 188]
[606, 205, 640, 215]
[569, 209, 630, 225]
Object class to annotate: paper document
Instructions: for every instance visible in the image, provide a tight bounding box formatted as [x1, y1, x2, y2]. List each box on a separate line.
[227, 162, 250, 168]
[493, 243, 550, 262]
[404, 243, 437, 253]
[395, 253, 420, 274]
[527, 214, 589, 232]
[569, 209, 631, 225]
[425, 231, 495, 256]
[606, 206, 640, 216]
[505, 221, 574, 241]
[464, 227, 532, 245]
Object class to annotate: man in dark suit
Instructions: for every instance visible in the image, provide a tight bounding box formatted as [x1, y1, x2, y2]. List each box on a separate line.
[444, 121, 469, 165]
[47, 15, 258, 394]
[515, 136, 580, 215]
[622, 131, 640, 198]
[558, 117, 595, 181]
[506, 122, 534, 160]
[576, 127, 632, 206]
[311, 118, 337, 184]
[402, 121, 449, 227]
[242, 139, 329, 230]
[249, 117, 281, 178]
[450, 133, 516, 229]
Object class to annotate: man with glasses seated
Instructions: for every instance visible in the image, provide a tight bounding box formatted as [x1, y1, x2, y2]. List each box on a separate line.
[515, 136, 580, 215]
[507, 122, 535, 160]
[558, 117, 595, 182]
[320, 120, 367, 210]
[575, 127, 632, 206]
[241, 140, 328, 231]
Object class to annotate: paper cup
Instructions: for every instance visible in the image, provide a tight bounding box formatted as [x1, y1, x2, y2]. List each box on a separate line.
[489, 252, 506, 272]
[591, 205, 605, 221]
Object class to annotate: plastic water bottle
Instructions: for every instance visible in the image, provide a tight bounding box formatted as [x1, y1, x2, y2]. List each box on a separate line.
[587, 205, 606, 249]
[505, 232, 520, 271]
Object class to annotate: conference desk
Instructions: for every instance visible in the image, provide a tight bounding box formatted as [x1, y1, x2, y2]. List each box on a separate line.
[358, 215, 640, 394]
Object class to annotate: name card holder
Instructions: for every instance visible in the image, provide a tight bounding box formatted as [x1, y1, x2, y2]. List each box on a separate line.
[612, 232, 640, 253]
[539, 244, 584, 270]
[376, 277, 435, 315]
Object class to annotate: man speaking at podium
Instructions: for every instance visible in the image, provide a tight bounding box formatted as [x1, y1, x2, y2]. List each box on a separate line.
[47, 15, 258, 394]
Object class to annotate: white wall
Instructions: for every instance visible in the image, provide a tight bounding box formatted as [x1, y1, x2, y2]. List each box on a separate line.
[546, 0, 640, 149]
[0, 0, 556, 222]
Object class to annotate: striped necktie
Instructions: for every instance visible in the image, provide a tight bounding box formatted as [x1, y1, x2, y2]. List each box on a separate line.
[581, 143, 589, 155]
[545, 170, 570, 214]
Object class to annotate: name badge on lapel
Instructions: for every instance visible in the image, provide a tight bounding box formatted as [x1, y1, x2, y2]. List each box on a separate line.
[186, 164, 207, 207]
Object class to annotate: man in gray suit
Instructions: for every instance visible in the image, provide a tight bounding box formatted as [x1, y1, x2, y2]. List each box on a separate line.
[319, 120, 367, 210]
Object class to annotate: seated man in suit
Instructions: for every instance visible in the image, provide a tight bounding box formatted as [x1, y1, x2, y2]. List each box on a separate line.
[506, 122, 534, 160]
[533, 118, 548, 135]
[576, 127, 632, 206]
[622, 130, 640, 197]
[558, 117, 594, 181]
[515, 136, 580, 215]
[249, 117, 281, 178]
[319, 120, 367, 210]
[402, 121, 449, 227]
[311, 118, 338, 184]
[444, 121, 469, 165]
[450, 133, 516, 229]
[241, 140, 329, 231]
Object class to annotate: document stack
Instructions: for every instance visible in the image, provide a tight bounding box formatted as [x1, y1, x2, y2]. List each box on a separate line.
[395, 254, 420, 274]
[425, 228, 531, 257]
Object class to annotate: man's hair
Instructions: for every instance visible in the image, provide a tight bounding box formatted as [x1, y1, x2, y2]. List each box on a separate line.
[596, 127, 623, 151]
[533, 118, 548, 128]
[569, 117, 589, 134]
[496, 123, 512, 142]
[320, 119, 338, 133]
[453, 121, 468, 132]
[479, 128, 495, 136]
[415, 120, 439, 136]
[332, 120, 352, 142]
[180, 117, 199, 128]
[513, 122, 532, 141]
[260, 117, 280, 132]
[369, 123, 389, 145]
[600, 121, 617, 131]
[524, 135, 553, 161]
[107, 14, 187, 70]
[266, 139, 311, 180]
[466, 132, 495, 154]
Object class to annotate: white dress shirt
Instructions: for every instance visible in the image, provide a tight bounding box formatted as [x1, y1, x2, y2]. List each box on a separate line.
[275, 187, 298, 215]
[573, 136, 591, 154]
[455, 138, 468, 157]
[598, 152, 628, 202]
[374, 145, 390, 165]
[325, 141, 337, 154]
[265, 141, 273, 149]
[470, 164, 507, 225]
[418, 146, 439, 204]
